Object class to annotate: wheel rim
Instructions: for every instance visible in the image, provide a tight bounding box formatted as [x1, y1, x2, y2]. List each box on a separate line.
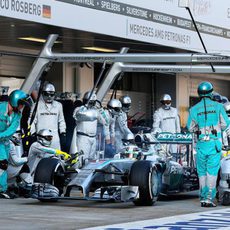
[149, 168, 158, 199]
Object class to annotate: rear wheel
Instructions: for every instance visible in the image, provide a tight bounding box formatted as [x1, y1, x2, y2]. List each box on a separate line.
[130, 160, 160, 206]
[34, 158, 65, 199]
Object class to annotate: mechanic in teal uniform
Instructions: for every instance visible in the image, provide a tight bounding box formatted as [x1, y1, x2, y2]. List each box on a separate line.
[0, 89, 31, 199]
[187, 82, 230, 207]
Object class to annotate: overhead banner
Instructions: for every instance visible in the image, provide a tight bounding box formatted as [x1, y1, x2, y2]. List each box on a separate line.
[0, 0, 230, 53]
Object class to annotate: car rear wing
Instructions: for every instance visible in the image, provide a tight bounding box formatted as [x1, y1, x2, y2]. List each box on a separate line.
[156, 132, 193, 145]
[136, 132, 195, 167]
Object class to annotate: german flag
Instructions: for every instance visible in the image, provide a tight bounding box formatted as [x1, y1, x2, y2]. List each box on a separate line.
[43, 5, 51, 18]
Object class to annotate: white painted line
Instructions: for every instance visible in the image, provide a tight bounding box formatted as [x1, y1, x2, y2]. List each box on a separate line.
[83, 208, 230, 230]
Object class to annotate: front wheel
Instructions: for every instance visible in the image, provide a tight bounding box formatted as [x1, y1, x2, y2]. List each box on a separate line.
[34, 158, 65, 199]
[129, 160, 160, 206]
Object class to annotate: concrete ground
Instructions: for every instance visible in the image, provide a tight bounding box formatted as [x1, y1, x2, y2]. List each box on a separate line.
[0, 191, 228, 230]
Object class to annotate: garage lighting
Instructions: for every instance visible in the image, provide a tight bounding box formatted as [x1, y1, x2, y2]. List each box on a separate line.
[178, 0, 189, 7]
[82, 46, 118, 52]
[18, 37, 62, 43]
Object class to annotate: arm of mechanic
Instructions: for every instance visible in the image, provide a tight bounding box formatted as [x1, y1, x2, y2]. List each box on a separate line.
[0, 112, 21, 140]
[110, 117, 116, 145]
[152, 110, 161, 131]
[176, 111, 181, 133]
[9, 142, 27, 166]
[186, 108, 198, 133]
[116, 112, 132, 136]
[219, 104, 230, 133]
[98, 108, 111, 144]
[58, 103, 66, 135]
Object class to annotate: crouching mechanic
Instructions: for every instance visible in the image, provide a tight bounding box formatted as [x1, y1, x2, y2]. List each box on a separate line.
[7, 130, 33, 197]
[0, 89, 32, 199]
[187, 82, 230, 207]
[28, 129, 70, 179]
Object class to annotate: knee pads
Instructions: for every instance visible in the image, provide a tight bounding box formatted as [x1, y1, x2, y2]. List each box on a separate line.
[0, 159, 8, 170]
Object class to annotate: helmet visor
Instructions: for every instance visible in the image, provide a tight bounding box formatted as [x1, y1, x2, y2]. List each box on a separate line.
[18, 95, 33, 107]
[108, 105, 121, 115]
[43, 91, 55, 103]
[43, 91, 55, 97]
[163, 100, 171, 105]
[44, 135, 53, 142]
[122, 103, 131, 112]
[113, 107, 121, 113]
[88, 100, 96, 107]
[123, 104, 131, 108]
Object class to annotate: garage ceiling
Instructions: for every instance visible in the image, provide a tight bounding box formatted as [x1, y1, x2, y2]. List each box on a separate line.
[0, 16, 185, 56]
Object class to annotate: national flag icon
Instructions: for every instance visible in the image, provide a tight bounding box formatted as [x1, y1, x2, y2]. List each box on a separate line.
[43, 5, 51, 18]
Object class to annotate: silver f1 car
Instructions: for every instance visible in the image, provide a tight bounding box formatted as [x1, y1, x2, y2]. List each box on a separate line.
[32, 130, 199, 206]
[218, 147, 230, 205]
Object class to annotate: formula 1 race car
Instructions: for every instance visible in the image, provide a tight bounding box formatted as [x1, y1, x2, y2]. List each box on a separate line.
[32, 153, 160, 206]
[32, 131, 199, 206]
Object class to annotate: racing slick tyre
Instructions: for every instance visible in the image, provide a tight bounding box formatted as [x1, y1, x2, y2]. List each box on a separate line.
[129, 160, 160, 206]
[34, 158, 65, 201]
[222, 192, 230, 206]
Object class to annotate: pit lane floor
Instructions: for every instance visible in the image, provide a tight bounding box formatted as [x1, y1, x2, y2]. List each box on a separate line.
[0, 191, 228, 230]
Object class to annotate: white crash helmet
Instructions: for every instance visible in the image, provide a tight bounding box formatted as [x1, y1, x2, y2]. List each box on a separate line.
[224, 102, 230, 116]
[83, 91, 97, 106]
[37, 129, 53, 147]
[42, 83, 55, 103]
[0, 86, 9, 96]
[124, 132, 135, 142]
[212, 91, 222, 103]
[107, 99, 122, 116]
[11, 129, 23, 146]
[119, 95, 131, 113]
[222, 96, 229, 104]
[160, 94, 172, 110]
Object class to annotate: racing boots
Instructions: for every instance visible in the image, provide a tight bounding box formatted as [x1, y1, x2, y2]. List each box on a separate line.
[200, 199, 206, 207]
[0, 191, 18, 199]
[200, 199, 217, 207]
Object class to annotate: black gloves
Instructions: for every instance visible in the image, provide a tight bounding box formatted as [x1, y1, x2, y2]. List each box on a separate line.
[104, 143, 116, 158]
[60, 132, 67, 152]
